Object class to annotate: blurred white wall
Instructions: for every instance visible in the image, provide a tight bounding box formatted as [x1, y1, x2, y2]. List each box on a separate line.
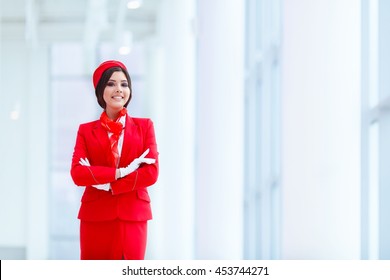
[281, 0, 361, 259]
[0, 43, 50, 259]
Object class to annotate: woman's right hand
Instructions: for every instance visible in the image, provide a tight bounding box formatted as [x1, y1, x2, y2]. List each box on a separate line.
[118, 149, 156, 179]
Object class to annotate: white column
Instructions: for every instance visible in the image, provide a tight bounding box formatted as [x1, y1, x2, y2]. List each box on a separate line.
[26, 46, 50, 259]
[0, 43, 30, 258]
[0, 40, 49, 259]
[146, 0, 196, 259]
[281, 0, 361, 259]
[195, 0, 245, 259]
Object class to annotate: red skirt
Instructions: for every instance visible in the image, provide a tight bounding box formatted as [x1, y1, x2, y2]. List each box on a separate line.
[80, 219, 147, 260]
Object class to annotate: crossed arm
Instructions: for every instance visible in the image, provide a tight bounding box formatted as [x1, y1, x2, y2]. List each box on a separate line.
[78, 149, 155, 191]
[70, 120, 159, 195]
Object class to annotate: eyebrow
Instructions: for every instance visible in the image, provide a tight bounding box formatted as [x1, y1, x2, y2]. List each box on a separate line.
[108, 79, 128, 82]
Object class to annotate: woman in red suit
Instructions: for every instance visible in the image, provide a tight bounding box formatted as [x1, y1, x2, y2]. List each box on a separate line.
[70, 60, 159, 260]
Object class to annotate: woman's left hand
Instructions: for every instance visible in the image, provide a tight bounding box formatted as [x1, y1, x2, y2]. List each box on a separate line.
[79, 158, 111, 191]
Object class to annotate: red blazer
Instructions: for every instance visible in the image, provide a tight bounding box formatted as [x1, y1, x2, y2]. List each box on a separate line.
[70, 115, 159, 222]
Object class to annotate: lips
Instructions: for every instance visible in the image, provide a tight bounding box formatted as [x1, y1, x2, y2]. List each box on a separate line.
[112, 95, 124, 101]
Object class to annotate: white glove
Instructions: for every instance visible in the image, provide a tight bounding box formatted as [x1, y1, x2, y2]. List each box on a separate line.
[79, 158, 111, 191]
[118, 148, 156, 178]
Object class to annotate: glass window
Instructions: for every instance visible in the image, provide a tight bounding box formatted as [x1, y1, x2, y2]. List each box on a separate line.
[49, 43, 97, 259]
[244, 0, 281, 259]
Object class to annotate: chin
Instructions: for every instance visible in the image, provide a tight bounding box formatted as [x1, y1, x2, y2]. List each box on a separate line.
[107, 104, 124, 110]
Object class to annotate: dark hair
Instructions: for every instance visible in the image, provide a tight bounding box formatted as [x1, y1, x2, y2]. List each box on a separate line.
[95, 67, 132, 109]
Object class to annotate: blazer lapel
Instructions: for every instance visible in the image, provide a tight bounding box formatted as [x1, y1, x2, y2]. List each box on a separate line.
[119, 115, 141, 167]
[92, 121, 114, 166]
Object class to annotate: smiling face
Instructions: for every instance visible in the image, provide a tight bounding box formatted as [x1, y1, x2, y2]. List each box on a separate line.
[103, 71, 131, 116]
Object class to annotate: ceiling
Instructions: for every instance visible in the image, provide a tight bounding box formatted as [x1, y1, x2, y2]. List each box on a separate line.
[0, 0, 159, 44]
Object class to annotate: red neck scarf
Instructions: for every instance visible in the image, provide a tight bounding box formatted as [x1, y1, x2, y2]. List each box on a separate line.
[100, 108, 127, 166]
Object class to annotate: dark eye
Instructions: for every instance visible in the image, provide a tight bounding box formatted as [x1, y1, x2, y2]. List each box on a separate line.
[106, 81, 115, 87]
[121, 83, 129, 87]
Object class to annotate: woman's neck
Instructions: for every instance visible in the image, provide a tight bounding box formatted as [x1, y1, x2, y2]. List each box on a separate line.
[105, 108, 121, 120]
